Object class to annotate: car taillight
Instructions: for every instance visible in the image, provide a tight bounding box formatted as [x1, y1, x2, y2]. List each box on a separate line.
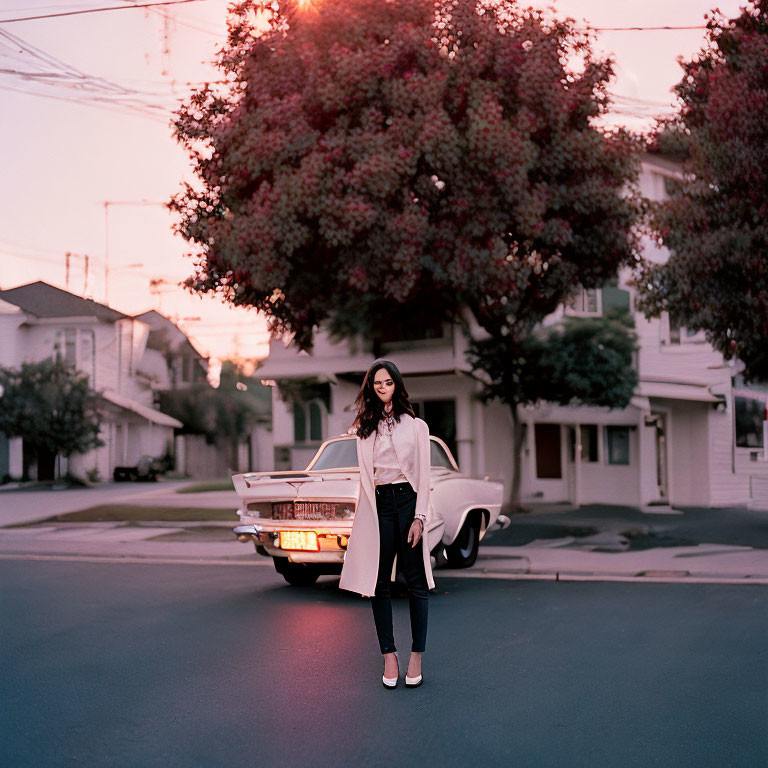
[245, 502, 272, 517]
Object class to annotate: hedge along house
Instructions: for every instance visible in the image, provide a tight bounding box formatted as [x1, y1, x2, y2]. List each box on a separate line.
[252, 155, 768, 511]
[0, 281, 183, 482]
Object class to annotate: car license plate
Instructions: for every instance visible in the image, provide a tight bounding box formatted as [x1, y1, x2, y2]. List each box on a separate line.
[279, 531, 319, 551]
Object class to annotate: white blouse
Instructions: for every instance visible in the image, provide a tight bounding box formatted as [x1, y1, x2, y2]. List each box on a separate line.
[373, 420, 409, 486]
[372, 418, 426, 529]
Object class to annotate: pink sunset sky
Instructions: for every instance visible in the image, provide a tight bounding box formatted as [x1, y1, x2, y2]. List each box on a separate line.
[0, 0, 745, 371]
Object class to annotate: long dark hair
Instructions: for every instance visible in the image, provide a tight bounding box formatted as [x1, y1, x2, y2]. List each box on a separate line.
[352, 359, 415, 439]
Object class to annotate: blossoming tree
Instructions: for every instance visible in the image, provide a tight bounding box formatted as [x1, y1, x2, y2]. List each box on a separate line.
[171, 0, 640, 506]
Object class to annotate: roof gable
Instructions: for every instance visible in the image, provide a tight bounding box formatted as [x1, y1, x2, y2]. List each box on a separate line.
[135, 309, 207, 360]
[0, 281, 128, 322]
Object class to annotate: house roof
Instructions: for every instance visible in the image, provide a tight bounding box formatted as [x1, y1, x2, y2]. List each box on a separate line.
[100, 390, 183, 428]
[0, 281, 129, 322]
[134, 309, 208, 362]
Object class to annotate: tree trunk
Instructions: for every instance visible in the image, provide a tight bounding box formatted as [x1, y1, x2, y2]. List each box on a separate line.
[505, 404, 525, 513]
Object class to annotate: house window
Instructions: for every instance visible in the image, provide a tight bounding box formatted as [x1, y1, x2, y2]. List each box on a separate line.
[181, 356, 197, 383]
[116, 321, 135, 377]
[294, 400, 324, 443]
[308, 401, 322, 442]
[735, 397, 766, 448]
[565, 287, 601, 316]
[293, 402, 306, 443]
[81, 330, 95, 388]
[602, 282, 631, 314]
[570, 425, 599, 462]
[605, 426, 630, 465]
[669, 315, 681, 345]
[667, 313, 705, 345]
[373, 316, 445, 344]
[54, 329, 77, 366]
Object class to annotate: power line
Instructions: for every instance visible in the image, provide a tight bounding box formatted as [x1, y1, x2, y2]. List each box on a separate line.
[593, 25, 707, 32]
[148, 5, 227, 38]
[0, 28, 179, 120]
[0, 83, 173, 122]
[0, 0, 210, 24]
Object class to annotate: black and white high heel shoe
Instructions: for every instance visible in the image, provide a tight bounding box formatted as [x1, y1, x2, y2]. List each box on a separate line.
[382, 653, 399, 689]
[405, 656, 423, 688]
[405, 672, 423, 688]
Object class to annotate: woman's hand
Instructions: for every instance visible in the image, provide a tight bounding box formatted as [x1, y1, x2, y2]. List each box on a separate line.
[407, 518, 423, 547]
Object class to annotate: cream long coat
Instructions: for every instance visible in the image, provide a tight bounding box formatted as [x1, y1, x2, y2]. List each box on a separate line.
[338, 413, 435, 597]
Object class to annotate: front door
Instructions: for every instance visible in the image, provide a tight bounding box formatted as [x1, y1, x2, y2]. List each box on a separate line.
[533, 423, 569, 501]
[535, 424, 562, 479]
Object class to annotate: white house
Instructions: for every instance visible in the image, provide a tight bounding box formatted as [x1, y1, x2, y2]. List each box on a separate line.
[0, 282, 187, 482]
[251, 154, 768, 510]
[134, 309, 209, 391]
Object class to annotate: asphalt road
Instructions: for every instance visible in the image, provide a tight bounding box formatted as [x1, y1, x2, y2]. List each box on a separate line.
[495, 503, 768, 550]
[1, 562, 766, 768]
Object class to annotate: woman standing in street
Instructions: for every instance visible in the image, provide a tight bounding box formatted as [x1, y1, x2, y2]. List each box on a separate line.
[339, 359, 434, 689]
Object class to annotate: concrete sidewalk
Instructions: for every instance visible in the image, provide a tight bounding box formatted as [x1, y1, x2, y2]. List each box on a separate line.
[1, 521, 766, 584]
[471, 543, 768, 583]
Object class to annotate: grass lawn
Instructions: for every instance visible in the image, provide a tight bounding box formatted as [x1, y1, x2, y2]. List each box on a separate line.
[13, 505, 238, 525]
[175, 480, 235, 494]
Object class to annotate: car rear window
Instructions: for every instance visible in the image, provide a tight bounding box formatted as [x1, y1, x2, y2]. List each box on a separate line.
[309, 439, 359, 470]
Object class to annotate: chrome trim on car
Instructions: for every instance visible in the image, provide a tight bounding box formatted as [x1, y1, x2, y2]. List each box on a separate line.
[488, 514, 511, 531]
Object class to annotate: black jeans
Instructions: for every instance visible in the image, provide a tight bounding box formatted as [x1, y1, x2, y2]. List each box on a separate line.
[371, 482, 429, 654]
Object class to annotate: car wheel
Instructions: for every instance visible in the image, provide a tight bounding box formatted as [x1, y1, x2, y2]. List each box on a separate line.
[272, 557, 320, 586]
[445, 512, 480, 568]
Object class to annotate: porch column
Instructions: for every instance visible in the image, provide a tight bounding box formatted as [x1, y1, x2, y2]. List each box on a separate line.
[454, 387, 473, 474]
[574, 423, 582, 508]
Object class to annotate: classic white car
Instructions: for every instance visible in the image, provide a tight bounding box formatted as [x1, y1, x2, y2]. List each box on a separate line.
[232, 433, 509, 586]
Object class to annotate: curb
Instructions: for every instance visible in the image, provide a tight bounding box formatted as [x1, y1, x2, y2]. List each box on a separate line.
[444, 570, 768, 585]
[1, 551, 767, 584]
[0, 553, 271, 567]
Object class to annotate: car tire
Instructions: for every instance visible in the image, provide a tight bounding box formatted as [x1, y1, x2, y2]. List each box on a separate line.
[445, 511, 480, 568]
[272, 557, 320, 586]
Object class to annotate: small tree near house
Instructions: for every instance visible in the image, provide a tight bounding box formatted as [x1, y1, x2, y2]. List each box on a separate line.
[0, 359, 103, 481]
[465, 311, 638, 509]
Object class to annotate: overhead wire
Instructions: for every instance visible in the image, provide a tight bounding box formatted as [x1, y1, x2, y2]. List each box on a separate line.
[0, 27, 182, 120]
[147, 5, 226, 38]
[0, 0, 210, 24]
[592, 25, 708, 32]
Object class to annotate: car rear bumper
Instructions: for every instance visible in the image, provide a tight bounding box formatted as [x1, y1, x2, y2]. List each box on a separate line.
[233, 523, 350, 563]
